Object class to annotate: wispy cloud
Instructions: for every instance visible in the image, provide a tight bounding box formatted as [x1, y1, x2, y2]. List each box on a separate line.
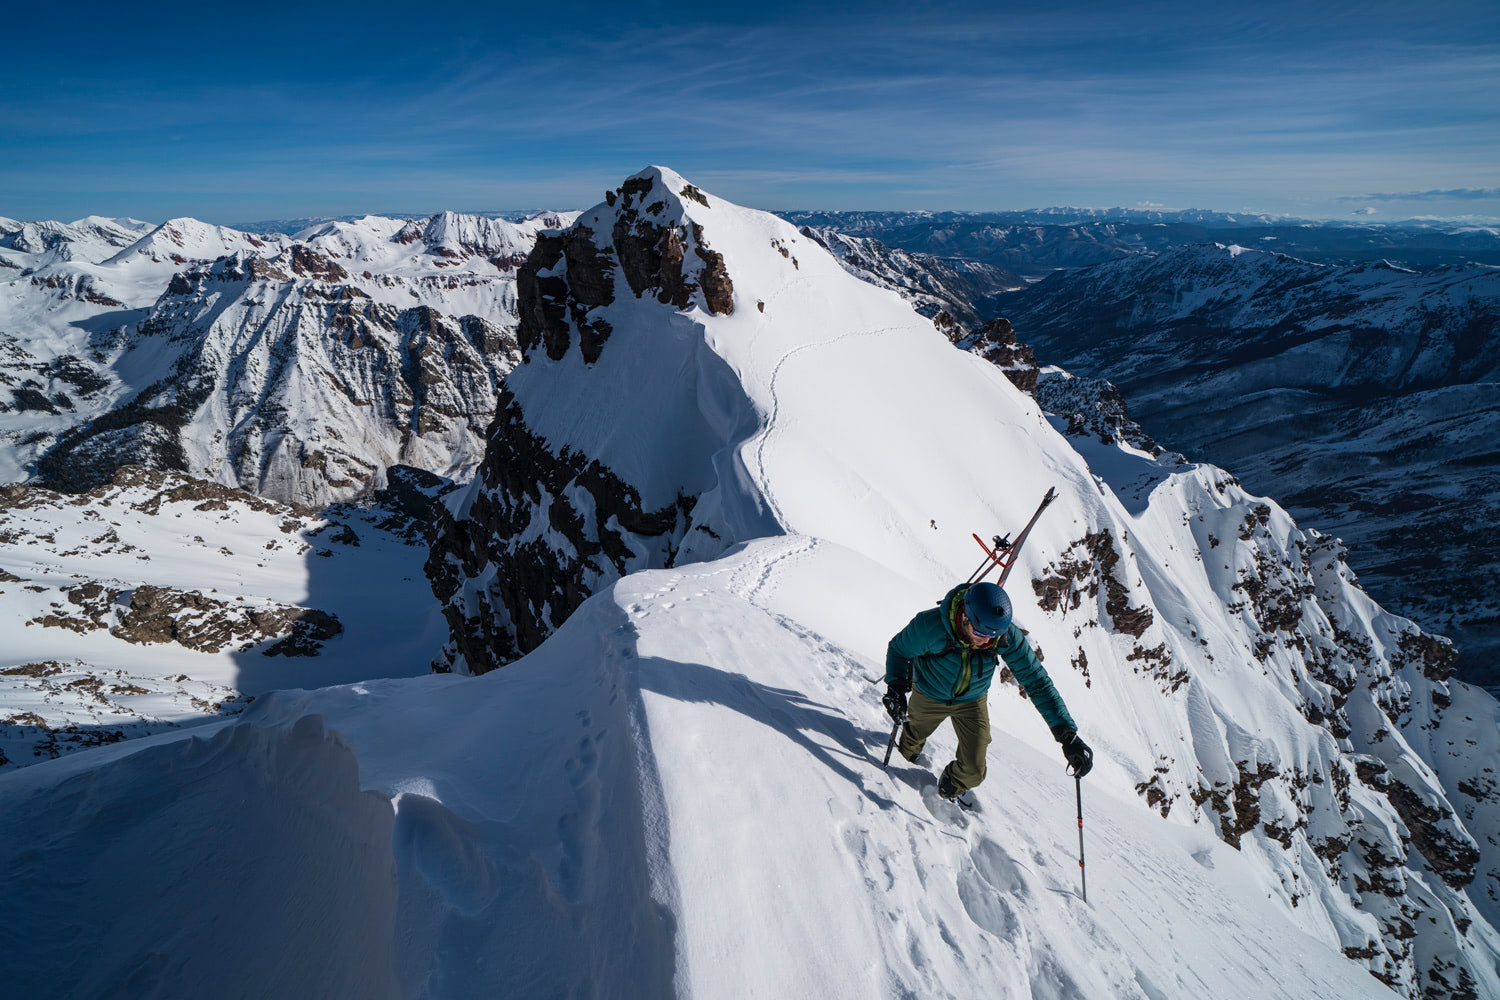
[1341, 188, 1500, 202]
[4, 0, 1498, 220]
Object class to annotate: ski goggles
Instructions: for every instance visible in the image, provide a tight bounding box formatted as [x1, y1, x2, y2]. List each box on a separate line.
[963, 610, 999, 639]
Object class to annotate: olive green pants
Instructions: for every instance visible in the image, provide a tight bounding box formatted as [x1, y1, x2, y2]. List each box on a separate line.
[898, 690, 992, 793]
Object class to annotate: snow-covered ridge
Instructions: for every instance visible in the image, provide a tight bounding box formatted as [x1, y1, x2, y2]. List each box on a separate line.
[424, 167, 1500, 996]
[0, 541, 1429, 999]
[2, 173, 1498, 998]
[798, 225, 1023, 328]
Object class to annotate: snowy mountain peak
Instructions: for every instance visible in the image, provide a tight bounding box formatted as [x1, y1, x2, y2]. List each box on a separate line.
[0, 216, 154, 265]
[424, 166, 1500, 998]
[105, 217, 286, 266]
[616, 164, 716, 213]
[512, 166, 750, 369]
[418, 210, 532, 263]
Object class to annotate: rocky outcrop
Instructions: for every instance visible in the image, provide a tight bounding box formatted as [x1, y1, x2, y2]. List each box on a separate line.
[1018, 459, 1500, 998]
[955, 318, 1039, 392]
[108, 585, 342, 655]
[1033, 369, 1165, 456]
[427, 167, 744, 673]
[426, 387, 692, 669]
[517, 226, 617, 363]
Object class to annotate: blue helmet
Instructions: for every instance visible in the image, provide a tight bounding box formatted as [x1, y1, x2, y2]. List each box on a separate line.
[963, 582, 1012, 639]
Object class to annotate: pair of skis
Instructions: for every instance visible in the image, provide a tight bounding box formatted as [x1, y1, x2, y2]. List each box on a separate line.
[880, 487, 1058, 771]
[965, 486, 1057, 589]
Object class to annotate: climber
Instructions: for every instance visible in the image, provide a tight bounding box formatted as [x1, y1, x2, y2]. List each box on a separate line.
[883, 581, 1093, 800]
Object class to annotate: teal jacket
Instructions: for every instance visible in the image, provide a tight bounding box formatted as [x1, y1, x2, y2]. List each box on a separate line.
[885, 584, 1078, 735]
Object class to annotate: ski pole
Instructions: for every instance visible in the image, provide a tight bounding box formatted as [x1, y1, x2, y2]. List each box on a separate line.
[1074, 773, 1087, 903]
[882, 710, 906, 769]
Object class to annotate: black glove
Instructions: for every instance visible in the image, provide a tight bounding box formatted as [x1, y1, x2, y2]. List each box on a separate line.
[1057, 729, 1093, 778]
[882, 680, 910, 721]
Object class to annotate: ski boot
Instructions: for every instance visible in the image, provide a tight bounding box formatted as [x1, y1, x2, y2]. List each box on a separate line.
[937, 766, 959, 801]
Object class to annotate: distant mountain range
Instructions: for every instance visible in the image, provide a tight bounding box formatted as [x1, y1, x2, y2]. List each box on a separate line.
[987, 245, 1500, 691]
[777, 209, 1500, 274]
[0, 210, 575, 506]
[9, 204, 1500, 693]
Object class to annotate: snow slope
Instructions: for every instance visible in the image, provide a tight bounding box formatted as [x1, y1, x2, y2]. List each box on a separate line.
[0, 541, 1411, 999]
[421, 168, 1499, 996]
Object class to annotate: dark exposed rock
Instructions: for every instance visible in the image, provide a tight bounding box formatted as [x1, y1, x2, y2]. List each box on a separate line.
[1223, 761, 1280, 849]
[561, 226, 616, 307]
[287, 245, 350, 282]
[348, 464, 462, 543]
[1384, 778, 1481, 889]
[957, 318, 1038, 394]
[933, 311, 961, 341]
[1396, 630, 1457, 682]
[1033, 531, 1154, 638]
[108, 465, 294, 515]
[28, 581, 119, 633]
[613, 185, 733, 317]
[516, 232, 571, 362]
[515, 174, 733, 371]
[1033, 369, 1163, 456]
[425, 386, 692, 672]
[261, 609, 343, 656]
[693, 236, 734, 316]
[110, 584, 342, 655]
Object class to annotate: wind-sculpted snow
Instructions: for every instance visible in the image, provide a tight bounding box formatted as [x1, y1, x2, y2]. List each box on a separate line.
[0, 540, 1436, 999]
[428, 168, 1500, 997]
[996, 244, 1500, 691]
[0, 714, 404, 998]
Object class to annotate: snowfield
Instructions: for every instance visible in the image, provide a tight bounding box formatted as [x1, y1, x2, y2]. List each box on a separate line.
[0, 468, 445, 769]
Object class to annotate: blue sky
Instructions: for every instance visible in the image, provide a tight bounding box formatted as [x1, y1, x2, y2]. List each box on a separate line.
[4, 0, 1497, 224]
